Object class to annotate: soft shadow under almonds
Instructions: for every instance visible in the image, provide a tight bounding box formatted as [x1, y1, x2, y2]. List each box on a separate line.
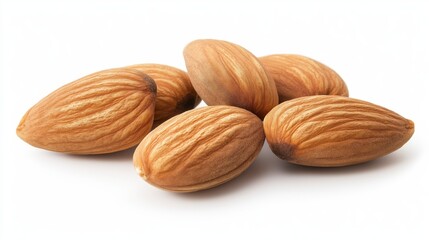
[169, 142, 418, 199]
[281, 147, 419, 176]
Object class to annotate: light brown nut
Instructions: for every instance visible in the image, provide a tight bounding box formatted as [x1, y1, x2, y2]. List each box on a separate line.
[263, 95, 414, 167]
[259, 54, 349, 102]
[183, 39, 278, 119]
[133, 106, 265, 192]
[17, 68, 156, 154]
[126, 64, 201, 128]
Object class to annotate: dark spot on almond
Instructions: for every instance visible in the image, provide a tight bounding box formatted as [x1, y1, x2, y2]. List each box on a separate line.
[143, 74, 157, 94]
[269, 142, 293, 160]
[177, 93, 198, 111]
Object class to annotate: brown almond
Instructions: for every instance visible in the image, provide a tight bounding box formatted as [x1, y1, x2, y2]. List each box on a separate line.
[126, 64, 201, 128]
[133, 106, 265, 192]
[183, 39, 278, 119]
[263, 95, 414, 167]
[259, 54, 349, 102]
[17, 68, 156, 154]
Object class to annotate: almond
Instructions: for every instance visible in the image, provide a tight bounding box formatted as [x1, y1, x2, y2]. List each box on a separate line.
[126, 64, 201, 128]
[17, 68, 156, 154]
[133, 106, 265, 192]
[263, 95, 414, 167]
[183, 39, 278, 119]
[259, 54, 349, 102]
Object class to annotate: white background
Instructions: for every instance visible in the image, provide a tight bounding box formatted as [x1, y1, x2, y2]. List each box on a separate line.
[1, 0, 428, 239]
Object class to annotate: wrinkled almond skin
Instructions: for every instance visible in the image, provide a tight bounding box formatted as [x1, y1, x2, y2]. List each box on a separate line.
[183, 39, 278, 119]
[264, 96, 414, 167]
[259, 54, 349, 102]
[133, 106, 265, 192]
[17, 68, 157, 154]
[126, 64, 201, 128]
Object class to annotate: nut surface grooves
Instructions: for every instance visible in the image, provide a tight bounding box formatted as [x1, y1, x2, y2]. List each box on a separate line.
[183, 39, 278, 119]
[260, 54, 348, 102]
[126, 64, 201, 127]
[264, 95, 414, 167]
[133, 105, 265, 192]
[16, 68, 157, 154]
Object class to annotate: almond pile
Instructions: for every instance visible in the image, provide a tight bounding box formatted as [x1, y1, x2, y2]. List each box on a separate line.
[17, 39, 414, 192]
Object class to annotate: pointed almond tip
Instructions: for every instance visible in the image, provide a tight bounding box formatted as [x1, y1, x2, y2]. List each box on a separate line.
[133, 151, 147, 180]
[406, 119, 414, 130]
[406, 119, 415, 140]
[135, 166, 147, 180]
[16, 110, 30, 138]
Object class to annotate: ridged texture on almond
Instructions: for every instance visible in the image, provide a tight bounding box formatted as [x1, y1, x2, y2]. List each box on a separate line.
[17, 68, 157, 154]
[133, 106, 265, 192]
[183, 39, 278, 119]
[264, 96, 414, 167]
[259, 54, 349, 102]
[126, 64, 201, 127]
